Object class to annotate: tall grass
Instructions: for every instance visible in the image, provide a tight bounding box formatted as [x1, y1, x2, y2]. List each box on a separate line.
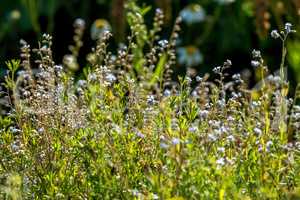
[0, 2, 300, 199]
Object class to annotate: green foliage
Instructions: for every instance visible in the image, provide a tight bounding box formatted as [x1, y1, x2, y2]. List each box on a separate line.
[0, 3, 300, 200]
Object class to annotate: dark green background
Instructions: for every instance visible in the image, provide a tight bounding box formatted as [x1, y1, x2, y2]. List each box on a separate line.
[0, 0, 299, 88]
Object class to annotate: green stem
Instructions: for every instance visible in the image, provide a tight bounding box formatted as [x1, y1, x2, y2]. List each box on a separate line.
[280, 41, 287, 82]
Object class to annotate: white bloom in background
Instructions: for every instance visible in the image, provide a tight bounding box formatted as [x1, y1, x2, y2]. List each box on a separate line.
[74, 18, 85, 28]
[91, 19, 111, 40]
[177, 46, 203, 67]
[215, 0, 235, 5]
[63, 54, 79, 71]
[180, 4, 206, 25]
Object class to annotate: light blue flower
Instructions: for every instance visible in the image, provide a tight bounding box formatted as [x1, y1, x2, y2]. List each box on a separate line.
[177, 46, 203, 67]
[215, 0, 235, 5]
[91, 19, 111, 40]
[171, 137, 180, 145]
[180, 4, 206, 25]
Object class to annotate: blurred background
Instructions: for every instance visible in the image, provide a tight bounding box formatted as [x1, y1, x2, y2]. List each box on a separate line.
[0, 0, 300, 88]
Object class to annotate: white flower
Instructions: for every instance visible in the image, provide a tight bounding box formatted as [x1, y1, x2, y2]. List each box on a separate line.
[196, 76, 202, 82]
[226, 135, 235, 142]
[208, 134, 217, 142]
[285, 23, 292, 34]
[158, 40, 169, 48]
[105, 73, 117, 83]
[74, 18, 85, 28]
[217, 147, 225, 153]
[216, 157, 225, 167]
[251, 60, 260, 68]
[253, 127, 262, 136]
[271, 30, 280, 39]
[163, 89, 171, 97]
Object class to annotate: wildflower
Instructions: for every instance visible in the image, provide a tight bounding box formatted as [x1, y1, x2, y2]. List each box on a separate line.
[171, 137, 180, 145]
[158, 40, 169, 48]
[208, 134, 217, 142]
[131, 189, 141, 197]
[196, 75, 202, 82]
[271, 30, 280, 39]
[224, 59, 232, 67]
[10, 10, 21, 21]
[227, 116, 235, 122]
[54, 65, 63, 72]
[160, 142, 169, 149]
[199, 110, 209, 118]
[180, 4, 206, 25]
[185, 76, 192, 84]
[9, 127, 20, 134]
[163, 89, 171, 97]
[191, 90, 198, 97]
[105, 73, 117, 83]
[91, 19, 111, 40]
[177, 46, 203, 67]
[251, 60, 260, 68]
[147, 95, 156, 105]
[74, 18, 85, 29]
[37, 127, 44, 134]
[215, 0, 235, 5]
[232, 73, 241, 80]
[216, 157, 225, 167]
[266, 140, 273, 151]
[253, 127, 262, 136]
[252, 49, 261, 58]
[217, 147, 225, 153]
[212, 66, 221, 74]
[77, 80, 87, 88]
[153, 194, 159, 199]
[188, 126, 198, 133]
[88, 73, 97, 82]
[135, 131, 145, 138]
[63, 54, 79, 70]
[285, 23, 292, 34]
[217, 99, 226, 108]
[226, 135, 235, 142]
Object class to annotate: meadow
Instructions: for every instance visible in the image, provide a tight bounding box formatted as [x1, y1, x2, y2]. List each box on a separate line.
[0, 1, 300, 199]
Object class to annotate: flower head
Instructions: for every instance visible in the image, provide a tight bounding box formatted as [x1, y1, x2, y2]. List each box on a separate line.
[177, 46, 203, 67]
[180, 4, 206, 24]
[91, 19, 111, 40]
